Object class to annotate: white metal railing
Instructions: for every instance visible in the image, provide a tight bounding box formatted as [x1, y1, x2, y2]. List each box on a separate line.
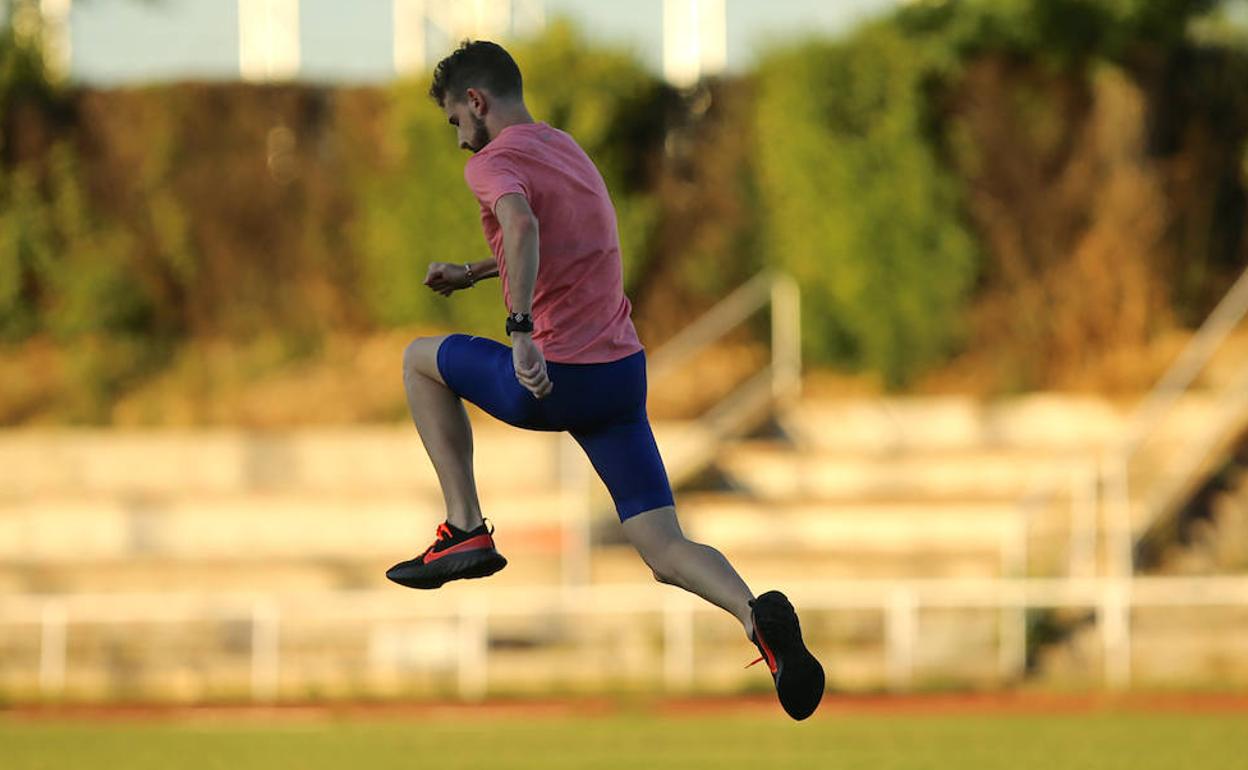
[649, 270, 801, 402]
[648, 270, 801, 480]
[530, 268, 803, 590]
[6, 576, 1248, 702]
[1017, 264, 1248, 581]
[1105, 264, 1248, 576]
[555, 272, 801, 584]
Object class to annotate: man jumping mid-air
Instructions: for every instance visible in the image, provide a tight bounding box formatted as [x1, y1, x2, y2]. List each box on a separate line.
[385, 40, 824, 721]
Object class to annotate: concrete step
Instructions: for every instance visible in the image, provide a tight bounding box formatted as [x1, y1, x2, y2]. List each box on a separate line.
[0, 425, 576, 497]
[590, 544, 1003, 581]
[782, 395, 1128, 453]
[676, 495, 1022, 555]
[0, 553, 567, 594]
[717, 444, 1087, 500]
[0, 491, 583, 561]
[0, 543, 1008, 596]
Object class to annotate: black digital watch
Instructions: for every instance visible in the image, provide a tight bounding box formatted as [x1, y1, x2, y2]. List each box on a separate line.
[506, 312, 534, 335]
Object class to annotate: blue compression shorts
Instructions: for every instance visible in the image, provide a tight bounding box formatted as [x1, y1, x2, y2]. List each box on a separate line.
[436, 334, 675, 521]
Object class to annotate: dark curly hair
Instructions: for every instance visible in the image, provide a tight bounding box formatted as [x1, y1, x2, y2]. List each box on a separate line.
[429, 40, 523, 107]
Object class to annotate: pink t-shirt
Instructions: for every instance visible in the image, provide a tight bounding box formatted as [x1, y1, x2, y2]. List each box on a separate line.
[463, 122, 643, 364]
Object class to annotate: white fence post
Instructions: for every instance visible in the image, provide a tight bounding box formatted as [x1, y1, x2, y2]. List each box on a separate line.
[39, 600, 68, 698]
[250, 599, 281, 702]
[770, 273, 802, 402]
[1069, 462, 1099, 578]
[885, 587, 917, 692]
[557, 434, 592, 587]
[1105, 455, 1134, 579]
[457, 597, 489, 701]
[1099, 580, 1132, 690]
[997, 584, 1027, 684]
[663, 593, 696, 692]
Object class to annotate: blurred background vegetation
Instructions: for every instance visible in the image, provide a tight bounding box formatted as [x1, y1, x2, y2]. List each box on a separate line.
[0, 0, 1245, 425]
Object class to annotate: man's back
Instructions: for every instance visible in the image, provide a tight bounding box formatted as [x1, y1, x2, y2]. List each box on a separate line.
[464, 122, 642, 364]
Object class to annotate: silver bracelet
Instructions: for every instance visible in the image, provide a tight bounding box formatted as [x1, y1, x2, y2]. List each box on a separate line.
[463, 263, 475, 287]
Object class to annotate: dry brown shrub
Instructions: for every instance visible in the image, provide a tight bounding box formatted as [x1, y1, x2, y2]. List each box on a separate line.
[939, 58, 1178, 393]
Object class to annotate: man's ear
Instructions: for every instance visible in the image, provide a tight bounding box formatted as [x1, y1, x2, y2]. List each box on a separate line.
[465, 87, 488, 117]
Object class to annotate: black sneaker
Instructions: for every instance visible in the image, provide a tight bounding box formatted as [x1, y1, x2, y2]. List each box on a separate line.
[748, 590, 825, 720]
[385, 520, 507, 589]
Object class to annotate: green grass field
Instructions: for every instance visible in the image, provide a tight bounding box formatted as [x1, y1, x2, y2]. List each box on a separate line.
[4, 708, 1246, 770]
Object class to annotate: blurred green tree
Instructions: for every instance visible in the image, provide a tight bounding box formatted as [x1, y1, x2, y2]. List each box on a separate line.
[754, 23, 979, 386]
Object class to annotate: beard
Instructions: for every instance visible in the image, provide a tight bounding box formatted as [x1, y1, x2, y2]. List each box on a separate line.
[462, 115, 490, 153]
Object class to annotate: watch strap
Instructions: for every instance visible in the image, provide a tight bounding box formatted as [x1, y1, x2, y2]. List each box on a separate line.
[506, 312, 534, 335]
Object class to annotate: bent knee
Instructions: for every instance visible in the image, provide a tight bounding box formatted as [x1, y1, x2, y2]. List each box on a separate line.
[651, 567, 678, 586]
[642, 540, 686, 586]
[403, 336, 446, 384]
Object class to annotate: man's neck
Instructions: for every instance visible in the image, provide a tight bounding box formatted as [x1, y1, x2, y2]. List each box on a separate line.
[486, 103, 536, 141]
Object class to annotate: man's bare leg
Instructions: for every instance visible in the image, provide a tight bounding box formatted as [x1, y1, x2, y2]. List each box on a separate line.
[622, 505, 755, 640]
[625, 505, 825, 719]
[402, 336, 484, 532]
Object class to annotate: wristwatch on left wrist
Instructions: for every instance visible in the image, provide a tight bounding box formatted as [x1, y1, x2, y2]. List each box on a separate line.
[506, 312, 534, 335]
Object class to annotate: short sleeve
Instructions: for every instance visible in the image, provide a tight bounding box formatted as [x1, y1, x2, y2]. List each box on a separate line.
[464, 151, 529, 212]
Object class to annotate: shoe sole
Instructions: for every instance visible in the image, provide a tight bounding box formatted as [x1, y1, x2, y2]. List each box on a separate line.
[752, 591, 825, 720]
[386, 549, 508, 590]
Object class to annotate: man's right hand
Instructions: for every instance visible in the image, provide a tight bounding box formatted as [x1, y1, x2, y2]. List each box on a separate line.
[424, 262, 473, 296]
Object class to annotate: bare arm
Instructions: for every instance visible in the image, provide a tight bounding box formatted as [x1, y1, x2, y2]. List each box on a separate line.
[468, 258, 499, 282]
[494, 193, 539, 314]
[493, 192, 550, 398]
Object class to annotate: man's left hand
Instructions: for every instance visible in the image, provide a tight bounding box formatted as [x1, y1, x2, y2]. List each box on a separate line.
[511, 333, 552, 399]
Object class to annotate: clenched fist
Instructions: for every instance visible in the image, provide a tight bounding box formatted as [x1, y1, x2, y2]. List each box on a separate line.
[424, 262, 473, 297]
